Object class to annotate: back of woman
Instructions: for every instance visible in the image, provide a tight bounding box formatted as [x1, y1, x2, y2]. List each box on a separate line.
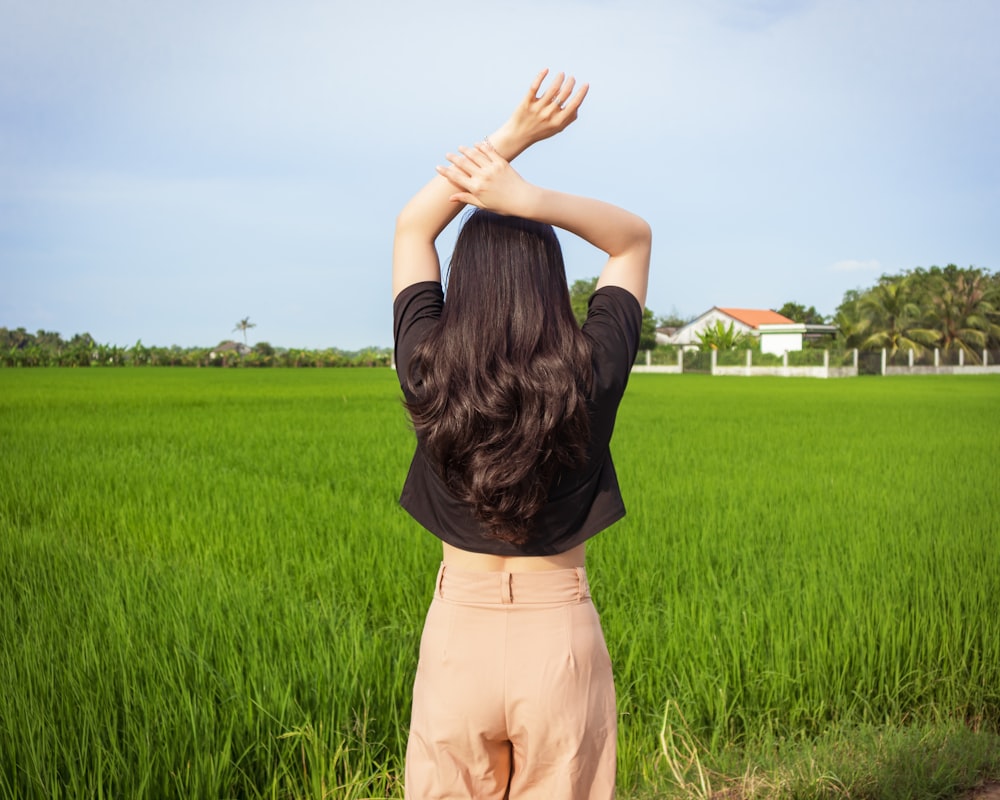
[392, 70, 651, 800]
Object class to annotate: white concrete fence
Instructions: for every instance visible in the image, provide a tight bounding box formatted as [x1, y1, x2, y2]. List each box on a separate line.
[631, 349, 684, 374]
[709, 348, 859, 378]
[881, 347, 999, 376]
[630, 347, 1000, 377]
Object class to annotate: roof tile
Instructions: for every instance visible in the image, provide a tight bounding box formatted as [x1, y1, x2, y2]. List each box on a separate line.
[717, 308, 795, 328]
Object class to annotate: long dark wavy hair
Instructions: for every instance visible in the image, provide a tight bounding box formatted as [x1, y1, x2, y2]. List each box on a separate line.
[405, 210, 593, 544]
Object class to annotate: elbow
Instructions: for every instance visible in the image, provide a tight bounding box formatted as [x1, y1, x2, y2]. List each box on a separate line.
[628, 217, 652, 260]
[395, 207, 416, 237]
[395, 204, 439, 248]
[634, 217, 653, 250]
[395, 198, 426, 237]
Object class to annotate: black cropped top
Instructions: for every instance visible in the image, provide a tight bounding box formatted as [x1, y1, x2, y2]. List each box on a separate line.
[393, 281, 642, 556]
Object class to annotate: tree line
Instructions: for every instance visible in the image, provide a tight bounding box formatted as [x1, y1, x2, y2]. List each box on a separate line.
[832, 264, 999, 363]
[0, 330, 392, 368]
[5, 264, 997, 367]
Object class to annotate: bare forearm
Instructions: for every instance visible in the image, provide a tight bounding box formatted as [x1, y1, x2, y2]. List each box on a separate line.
[528, 188, 652, 308]
[520, 188, 651, 260]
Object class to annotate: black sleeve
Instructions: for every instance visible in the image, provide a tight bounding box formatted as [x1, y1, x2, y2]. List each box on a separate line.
[393, 282, 444, 397]
[582, 285, 643, 396]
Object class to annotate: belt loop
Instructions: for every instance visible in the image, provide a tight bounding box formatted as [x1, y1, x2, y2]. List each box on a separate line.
[501, 572, 512, 604]
[576, 567, 589, 600]
[436, 563, 446, 599]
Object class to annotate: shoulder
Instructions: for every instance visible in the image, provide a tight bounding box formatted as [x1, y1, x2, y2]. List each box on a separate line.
[393, 281, 443, 394]
[582, 285, 643, 365]
[393, 281, 443, 343]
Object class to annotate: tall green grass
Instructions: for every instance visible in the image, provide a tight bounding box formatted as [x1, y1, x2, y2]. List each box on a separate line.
[604, 375, 1000, 794]
[1, 369, 998, 798]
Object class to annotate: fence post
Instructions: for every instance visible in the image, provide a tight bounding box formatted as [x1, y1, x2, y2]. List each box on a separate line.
[959, 349, 965, 367]
[881, 348, 887, 375]
[782, 350, 788, 368]
[908, 349, 914, 367]
[678, 349, 684, 371]
[934, 348, 939, 368]
[711, 348, 717, 375]
[853, 349, 859, 369]
[746, 349, 752, 368]
[823, 349, 829, 372]
[984, 349, 988, 366]
[645, 350, 651, 367]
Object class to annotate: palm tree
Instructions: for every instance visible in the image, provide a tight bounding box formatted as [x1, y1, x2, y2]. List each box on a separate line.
[856, 277, 939, 360]
[833, 289, 867, 350]
[233, 317, 256, 346]
[923, 266, 1000, 364]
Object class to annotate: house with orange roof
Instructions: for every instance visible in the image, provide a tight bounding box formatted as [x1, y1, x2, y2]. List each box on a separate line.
[658, 306, 808, 354]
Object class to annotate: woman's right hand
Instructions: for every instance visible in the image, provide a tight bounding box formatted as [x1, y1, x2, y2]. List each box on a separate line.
[436, 143, 537, 216]
[492, 70, 589, 157]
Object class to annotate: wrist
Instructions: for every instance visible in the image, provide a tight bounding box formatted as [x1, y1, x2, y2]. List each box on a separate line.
[486, 122, 529, 162]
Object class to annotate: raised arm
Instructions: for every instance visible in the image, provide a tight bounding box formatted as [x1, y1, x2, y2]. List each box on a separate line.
[436, 143, 652, 308]
[392, 70, 589, 299]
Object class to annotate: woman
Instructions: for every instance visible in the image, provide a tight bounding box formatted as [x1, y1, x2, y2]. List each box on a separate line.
[393, 70, 651, 800]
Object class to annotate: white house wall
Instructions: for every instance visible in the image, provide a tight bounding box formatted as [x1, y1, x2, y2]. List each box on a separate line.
[757, 323, 806, 355]
[759, 332, 803, 355]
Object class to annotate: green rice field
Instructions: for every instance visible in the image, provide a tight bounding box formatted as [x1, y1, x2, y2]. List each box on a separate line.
[1, 369, 998, 798]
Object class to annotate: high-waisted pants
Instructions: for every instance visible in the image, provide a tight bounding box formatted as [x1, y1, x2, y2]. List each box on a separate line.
[404, 564, 617, 799]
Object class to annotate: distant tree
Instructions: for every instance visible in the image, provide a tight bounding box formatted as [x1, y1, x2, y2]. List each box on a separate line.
[36, 329, 65, 355]
[833, 265, 1000, 359]
[857, 276, 939, 358]
[639, 307, 657, 351]
[920, 265, 1000, 362]
[63, 335, 94, 367]
[569, 278, 599, 327]
[94, 343, 113, 365]
[833, 289, 867, 350]
[656, 308, 691, 329]
[233, 316, 256, 345]
[0, 327, 31, 350]
[774, 302, 826, 324]
[131, 339, 151, 366]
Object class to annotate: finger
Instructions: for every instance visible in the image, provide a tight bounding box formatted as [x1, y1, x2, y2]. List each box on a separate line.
[563, 82, 590, 115]
[441, 153, 471, 177]
[436, 164, 471, 191]
[456, 145, 487, 171]
[435, 163, 460, 182]
[448, 191, 482, 207]
[555, 76, 577, 107]
[527, 68, 549, 100]
[541, 71, 566, 104]
[467, 143, 501, 170]
[436, 167, 471, 197]
[449, 147, 485, 171]
[475, 141, 499, 162]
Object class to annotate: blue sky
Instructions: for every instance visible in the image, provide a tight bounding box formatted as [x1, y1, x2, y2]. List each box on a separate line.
[2, 0, 997, 349]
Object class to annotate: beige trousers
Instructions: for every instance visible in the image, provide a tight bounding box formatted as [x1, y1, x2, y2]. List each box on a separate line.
[405, 564, 617, 799]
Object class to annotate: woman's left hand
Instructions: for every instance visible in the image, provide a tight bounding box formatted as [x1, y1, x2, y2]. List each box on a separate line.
[436, 143, 538, 216]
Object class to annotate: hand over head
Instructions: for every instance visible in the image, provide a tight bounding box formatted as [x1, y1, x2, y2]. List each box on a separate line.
[497, 69, 590, 154]
[436, 143, 536, 216]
